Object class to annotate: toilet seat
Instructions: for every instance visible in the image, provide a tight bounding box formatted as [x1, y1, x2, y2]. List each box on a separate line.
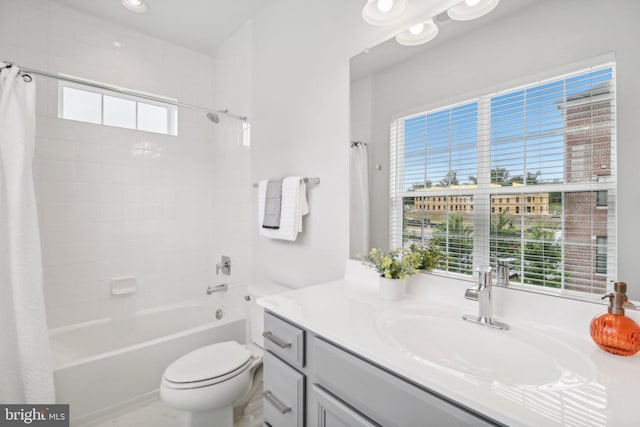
[163, 341, 253, 390]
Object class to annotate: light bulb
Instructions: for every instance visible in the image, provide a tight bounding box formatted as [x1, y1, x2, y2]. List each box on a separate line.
[465, 0, 481, 6]
[377, 0, 394, 13]
[409, 23, 425, 35]
[122, 0, 147, 12]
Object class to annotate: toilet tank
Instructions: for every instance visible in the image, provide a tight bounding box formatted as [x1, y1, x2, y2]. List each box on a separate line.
[248, 282, 290, 347]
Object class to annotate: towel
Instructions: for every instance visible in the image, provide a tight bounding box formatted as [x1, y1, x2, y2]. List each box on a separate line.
[258, 176, 309, 241]
[262, 179, 282, 229]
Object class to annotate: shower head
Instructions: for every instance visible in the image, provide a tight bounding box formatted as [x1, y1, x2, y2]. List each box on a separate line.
[206, 112, 220, 123]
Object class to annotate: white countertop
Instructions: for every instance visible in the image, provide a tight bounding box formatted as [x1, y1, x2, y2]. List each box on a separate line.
[257, 261, 640, 427]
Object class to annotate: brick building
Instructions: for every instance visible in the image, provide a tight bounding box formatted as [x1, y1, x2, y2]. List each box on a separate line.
[560, 82, 612, 293]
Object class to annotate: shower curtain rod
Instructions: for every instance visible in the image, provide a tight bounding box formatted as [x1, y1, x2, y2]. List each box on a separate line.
[0, 61, 248, 122]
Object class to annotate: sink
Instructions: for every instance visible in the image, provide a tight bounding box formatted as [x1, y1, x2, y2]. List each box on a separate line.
[377, 311, 595, 388]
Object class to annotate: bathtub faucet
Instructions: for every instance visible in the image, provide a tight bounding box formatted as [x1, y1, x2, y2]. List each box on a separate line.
[206, 284, 228, 295]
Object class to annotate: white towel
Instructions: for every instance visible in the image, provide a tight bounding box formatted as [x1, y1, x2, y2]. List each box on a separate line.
[258, 176, 309, 241]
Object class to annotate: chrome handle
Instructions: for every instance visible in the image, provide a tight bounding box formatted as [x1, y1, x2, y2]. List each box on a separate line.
[263, 390, 291, 414]
[262, 331, 291, 349]
[464, 286, 479, 301]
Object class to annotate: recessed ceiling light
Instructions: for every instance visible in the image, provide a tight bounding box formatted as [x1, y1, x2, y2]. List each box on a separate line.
[122, 0, 148, 13]
[448, 0, 499, 21]
[362, 0, 408, 26]
[396, 19, 439, 46]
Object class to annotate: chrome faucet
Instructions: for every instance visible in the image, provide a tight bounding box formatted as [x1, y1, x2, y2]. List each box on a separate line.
[216, 255, 231, 276]
[496, 257, 518, 286]
[206, 283, 228, 295]
[463, 266, 510, 330]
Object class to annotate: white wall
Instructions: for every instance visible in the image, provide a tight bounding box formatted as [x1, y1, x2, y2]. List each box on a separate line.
[362, 0, 640, 297]
[242, 0, 467, 288]
[0, 0, 252, 327]
[246, 0, 377, 287]
[208, 21, 254, 319]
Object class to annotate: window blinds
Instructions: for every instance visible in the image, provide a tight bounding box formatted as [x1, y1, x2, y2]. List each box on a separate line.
[390, 64, 616, 293]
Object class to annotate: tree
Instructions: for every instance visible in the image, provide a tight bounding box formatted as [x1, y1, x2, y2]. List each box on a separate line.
[490, 211, 519, 263]
[522, 226, 562, 288]
[439, 170, 458, 186]
[491, 167, 511, 185]
[410, 181, 432, 190]
[510, 171, 541, 185]
[433, 214, 473, 275]
[468, 175, 477, 184]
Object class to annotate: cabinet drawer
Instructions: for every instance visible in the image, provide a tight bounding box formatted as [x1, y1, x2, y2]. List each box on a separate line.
[313, 337, 497, 427]
[311, 384, 379, 427]
[264, 312, 305, 369]
[263, 351, 305, 427]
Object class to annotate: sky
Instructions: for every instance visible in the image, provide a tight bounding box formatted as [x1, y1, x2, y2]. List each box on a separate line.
[402, 67, 613, 191]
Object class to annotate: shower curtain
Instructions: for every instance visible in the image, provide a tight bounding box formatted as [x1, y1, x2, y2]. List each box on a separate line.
[350, 143, 370, 258]
[0, 64, 55, 403]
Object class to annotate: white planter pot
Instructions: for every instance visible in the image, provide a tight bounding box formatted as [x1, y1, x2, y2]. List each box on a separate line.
[379, 277, 406, 301]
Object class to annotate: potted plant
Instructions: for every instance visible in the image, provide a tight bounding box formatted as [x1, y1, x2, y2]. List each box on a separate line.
[359, 248, 419, 301]
[409, 238, 448, 272]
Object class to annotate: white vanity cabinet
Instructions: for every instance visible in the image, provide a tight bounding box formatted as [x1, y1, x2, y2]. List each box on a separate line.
[263, 312, 501, 427]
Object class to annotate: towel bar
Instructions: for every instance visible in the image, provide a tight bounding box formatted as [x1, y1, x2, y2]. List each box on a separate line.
[252, 177, 320, 188]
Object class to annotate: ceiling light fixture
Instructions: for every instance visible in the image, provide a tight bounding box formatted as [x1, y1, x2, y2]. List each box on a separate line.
[396, 19, 439, 46]
[362, 0, 408, 26]
[447, 0, 499, 21]
[122, 0, 148, 13]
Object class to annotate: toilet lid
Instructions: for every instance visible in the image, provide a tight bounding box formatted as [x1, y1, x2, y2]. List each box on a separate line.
[164, 341, 252, 383]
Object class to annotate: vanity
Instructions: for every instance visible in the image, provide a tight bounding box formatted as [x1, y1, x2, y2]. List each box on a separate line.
[258, 261, 640, 427]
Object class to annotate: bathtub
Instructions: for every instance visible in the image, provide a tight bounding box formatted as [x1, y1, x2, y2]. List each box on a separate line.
[49, 301, 246, 425]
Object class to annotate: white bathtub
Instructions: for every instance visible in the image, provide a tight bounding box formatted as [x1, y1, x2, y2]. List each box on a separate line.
[49, 302, 246, 425]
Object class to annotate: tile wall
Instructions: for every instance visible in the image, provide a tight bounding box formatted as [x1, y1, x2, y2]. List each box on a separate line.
[0, 0, 253, 328]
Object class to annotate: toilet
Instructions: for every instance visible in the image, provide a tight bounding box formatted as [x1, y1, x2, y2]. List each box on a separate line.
[160, 282, 288, 427]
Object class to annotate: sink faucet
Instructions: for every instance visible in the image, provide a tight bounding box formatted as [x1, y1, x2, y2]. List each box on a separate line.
[206, 283, 228, 295]
[463, 266, 510, 330]
[496, 257, 518, 286]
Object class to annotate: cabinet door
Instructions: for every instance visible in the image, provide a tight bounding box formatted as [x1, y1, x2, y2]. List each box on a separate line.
[264, 312, 305, 369]
[312, 337, 498, 427]
[263, 351, 305, 427]
[311, 385, 379, 427]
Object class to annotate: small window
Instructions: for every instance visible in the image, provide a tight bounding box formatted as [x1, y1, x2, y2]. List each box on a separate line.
[597, 191, 608, 208]
[59, 81, 178, 136]
[596, 236, 607, 274]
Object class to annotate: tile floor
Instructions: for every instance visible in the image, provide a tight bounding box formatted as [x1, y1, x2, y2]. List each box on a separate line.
[83, 397, 263, 427]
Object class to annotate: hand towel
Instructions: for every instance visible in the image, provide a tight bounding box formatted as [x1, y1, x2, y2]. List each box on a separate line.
[258, 176, 309, 241]
[262, 179, 282, 229]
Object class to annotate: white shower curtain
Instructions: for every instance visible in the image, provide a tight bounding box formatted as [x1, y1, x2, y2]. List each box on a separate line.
[0, 64, 55, 403]
[350, 143, 370, 258]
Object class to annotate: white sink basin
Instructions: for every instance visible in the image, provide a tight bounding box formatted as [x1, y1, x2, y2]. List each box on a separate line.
[377, 310, 595, 388]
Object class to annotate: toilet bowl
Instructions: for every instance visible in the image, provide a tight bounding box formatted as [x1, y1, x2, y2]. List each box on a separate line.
[160, 282, 288, 427]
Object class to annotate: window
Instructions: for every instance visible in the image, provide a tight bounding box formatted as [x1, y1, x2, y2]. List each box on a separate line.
[597, 190, 608, 207]
[596, 236, 607, 274]
[59, 81, 178, 135]
[391, 64, 616, 294]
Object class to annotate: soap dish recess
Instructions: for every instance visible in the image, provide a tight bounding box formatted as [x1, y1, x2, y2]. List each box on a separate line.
[111, 276, 137, 296]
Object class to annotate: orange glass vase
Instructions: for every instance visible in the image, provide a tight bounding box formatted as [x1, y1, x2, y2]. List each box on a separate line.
[590, 313, 640, 356]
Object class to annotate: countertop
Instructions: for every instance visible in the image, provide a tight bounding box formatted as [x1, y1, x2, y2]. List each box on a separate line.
[257, 262, 640, 427]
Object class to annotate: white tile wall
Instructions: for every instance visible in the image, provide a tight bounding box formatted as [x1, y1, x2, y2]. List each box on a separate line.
[0, 0, 253, 328]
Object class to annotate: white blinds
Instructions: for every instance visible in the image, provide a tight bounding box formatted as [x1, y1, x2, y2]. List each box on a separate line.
[390, 63, 616, 293]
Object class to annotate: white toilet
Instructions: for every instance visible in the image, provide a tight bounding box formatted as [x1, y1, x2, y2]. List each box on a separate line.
[160, 282, 288, 427]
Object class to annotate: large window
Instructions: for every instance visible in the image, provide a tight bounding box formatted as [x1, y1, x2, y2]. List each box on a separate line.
[391, 64, 616, 294]
[59, 82, 178, 136]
